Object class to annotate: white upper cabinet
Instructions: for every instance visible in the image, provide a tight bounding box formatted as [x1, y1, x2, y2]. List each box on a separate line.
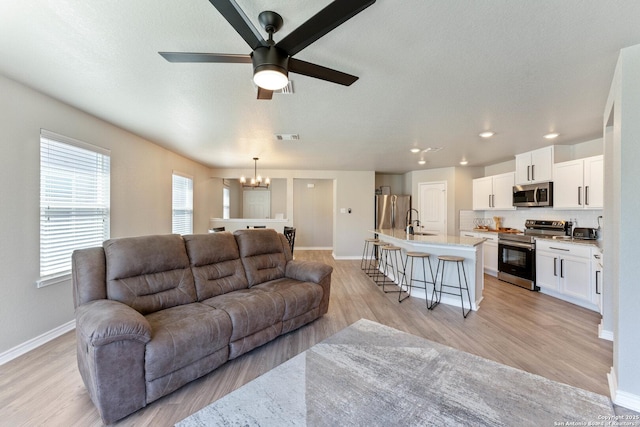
[553, 155, 603, 209]
[515, 145, 571, 185]
[472, 172, 515, 210]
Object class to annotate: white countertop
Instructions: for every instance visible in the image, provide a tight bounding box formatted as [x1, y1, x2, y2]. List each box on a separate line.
[373, 229, 485, 248]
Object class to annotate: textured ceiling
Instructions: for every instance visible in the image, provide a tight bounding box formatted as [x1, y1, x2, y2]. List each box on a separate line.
[2, 1, 640, 173]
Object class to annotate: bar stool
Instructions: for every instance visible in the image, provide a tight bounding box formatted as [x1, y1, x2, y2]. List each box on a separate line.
[379, 245, 407, 294]
[369, 241, 387, 282]
[399, 252, 436, 308]
[432, 255, 472, 318]
[361, 237, 379, 273]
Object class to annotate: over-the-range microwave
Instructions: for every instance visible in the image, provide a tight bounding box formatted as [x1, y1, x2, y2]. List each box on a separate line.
[512, 182, 553, 207]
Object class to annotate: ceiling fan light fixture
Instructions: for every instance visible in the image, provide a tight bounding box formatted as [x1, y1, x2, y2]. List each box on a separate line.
[252, 45, 289, 90]
[253, 67, 289, 90]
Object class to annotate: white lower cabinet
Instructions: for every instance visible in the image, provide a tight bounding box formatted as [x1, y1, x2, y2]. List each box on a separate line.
[592, 249, 603, 314]
[461, 231, 498, 276]
[535, 239, 598, 311]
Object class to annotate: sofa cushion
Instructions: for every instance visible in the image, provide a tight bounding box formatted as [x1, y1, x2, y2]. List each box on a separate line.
[144, 303, 232, 383]
[201, 288, 285, 341]
[183, 232, 249, 300]
[254, 278, 323, 321]
[104, 234, 197, 314]
[234, 229, 287, 287]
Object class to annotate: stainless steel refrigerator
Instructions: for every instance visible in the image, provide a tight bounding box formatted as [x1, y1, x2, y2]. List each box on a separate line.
[375, 194, 411, 230]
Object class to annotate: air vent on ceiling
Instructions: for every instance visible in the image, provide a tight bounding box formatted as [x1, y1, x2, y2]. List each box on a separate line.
[276, 81, 294, 94]
[275, 133, 300, 141]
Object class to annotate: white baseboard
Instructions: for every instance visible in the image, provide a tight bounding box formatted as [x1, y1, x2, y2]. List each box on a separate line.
[332, 254, 361, 260]
[295, 247, 333, 251]
[0, 320, 76, 366]
[608, 367, 640, 412]
[599, 320, 614, 341]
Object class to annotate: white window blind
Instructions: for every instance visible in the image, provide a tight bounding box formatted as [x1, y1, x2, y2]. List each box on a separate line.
[39, 130, 110, 285]
[172, 173, 193, 235]
[223, 187, 230, 219]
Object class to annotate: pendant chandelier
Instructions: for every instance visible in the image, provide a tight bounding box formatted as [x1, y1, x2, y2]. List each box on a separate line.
[240, 157, 270, 189]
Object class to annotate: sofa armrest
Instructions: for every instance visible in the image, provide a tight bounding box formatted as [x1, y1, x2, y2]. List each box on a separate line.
[285, 260, 333, 284]
[76, 299, 151, 346]
[75, 299, 151, 424]
[286, 260, 333, 315]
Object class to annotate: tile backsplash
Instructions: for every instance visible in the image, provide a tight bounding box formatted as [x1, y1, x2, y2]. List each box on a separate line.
[460, 208, 603, 232]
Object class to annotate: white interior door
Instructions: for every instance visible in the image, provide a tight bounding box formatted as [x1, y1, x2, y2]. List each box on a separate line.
[243, 190, 271, 219]
[419, 182, 447, 235]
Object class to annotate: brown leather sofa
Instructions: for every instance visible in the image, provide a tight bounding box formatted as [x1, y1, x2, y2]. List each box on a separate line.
[72, 229, 332, 424]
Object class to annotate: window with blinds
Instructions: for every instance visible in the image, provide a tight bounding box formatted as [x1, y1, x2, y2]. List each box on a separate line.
[39, 130, 110, 286]
[172, 173, 193, 235]
[223, 187, 230, 219]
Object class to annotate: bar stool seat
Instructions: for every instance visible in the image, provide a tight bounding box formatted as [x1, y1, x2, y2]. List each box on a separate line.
[432, 255, 472, 318]
[378, 245, 406, 294]
[400, 252, 436, 308]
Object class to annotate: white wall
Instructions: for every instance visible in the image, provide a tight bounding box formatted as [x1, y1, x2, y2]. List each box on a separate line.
[293, 179, 333, 248]
[0, 74, 215, 355]
[604, 44, 640, 410]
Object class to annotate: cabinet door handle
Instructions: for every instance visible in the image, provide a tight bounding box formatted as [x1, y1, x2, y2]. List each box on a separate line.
[527, 165, 531, 181]
[585, 186, 589, 205]
[595, 270, 601, 294]
[560, 259, 564, 278]
[554, 257, 557, 276]
[532, 164, 535, 181]
[489, 194, 492, 208]
[578, 186, 582, 205]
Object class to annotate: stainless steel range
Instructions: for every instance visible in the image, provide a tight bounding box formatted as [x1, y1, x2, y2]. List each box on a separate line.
[497, 220, 568, 290]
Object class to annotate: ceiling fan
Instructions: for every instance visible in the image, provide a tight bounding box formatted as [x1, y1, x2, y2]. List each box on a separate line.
[159, 0, 376, 100]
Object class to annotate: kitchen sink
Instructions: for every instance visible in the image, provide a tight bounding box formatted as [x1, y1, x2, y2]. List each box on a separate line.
[412, 231, 436, 236]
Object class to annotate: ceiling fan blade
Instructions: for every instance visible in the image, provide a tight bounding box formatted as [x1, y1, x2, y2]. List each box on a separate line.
[257, 87, 274, 100]
[276, 0, 376, 56]
[159, 52, 252, 63]
[289, 58, 358, 86]
[208, 0, 267, 50]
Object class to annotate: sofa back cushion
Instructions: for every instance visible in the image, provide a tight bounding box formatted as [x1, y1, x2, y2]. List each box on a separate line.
[183, 232, 249, 300]
[104, 234, 197, 314]
[234, 229, 287, 287]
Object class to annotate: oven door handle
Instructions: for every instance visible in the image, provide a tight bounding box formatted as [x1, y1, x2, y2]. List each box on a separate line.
[499, 241, 534, 250]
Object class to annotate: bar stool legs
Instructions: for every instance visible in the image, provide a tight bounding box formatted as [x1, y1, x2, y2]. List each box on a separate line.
[431, 255, 472, 318]
[400, 252, 436, 308]
[378, 245, 406, 294]
[361, 238, 379, 274]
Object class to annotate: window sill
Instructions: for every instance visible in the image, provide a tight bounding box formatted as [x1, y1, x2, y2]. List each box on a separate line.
[36, 273, 71, 288]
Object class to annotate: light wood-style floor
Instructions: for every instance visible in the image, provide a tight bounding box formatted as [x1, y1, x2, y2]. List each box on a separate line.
[0, 250, 616, 426]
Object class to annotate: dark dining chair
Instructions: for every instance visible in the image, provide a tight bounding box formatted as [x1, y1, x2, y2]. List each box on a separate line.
[283, 226, 296, 254]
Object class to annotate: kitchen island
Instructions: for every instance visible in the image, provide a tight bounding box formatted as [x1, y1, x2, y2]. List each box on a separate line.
[372, 229, 486, 311]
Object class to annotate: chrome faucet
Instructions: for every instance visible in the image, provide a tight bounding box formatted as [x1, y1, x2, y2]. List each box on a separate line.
[405, 209, 420, 234]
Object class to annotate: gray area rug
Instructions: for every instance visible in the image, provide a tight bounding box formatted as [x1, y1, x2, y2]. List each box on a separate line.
[176, 319, 614, 426]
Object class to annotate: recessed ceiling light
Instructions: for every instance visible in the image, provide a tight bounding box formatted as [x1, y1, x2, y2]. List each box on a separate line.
[544, 132, 559, 139]
[460, 160, 468, 166]
[479, 131, 495, 138]
[410, 148, 420, 153]
[418, 160, 426, 165]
